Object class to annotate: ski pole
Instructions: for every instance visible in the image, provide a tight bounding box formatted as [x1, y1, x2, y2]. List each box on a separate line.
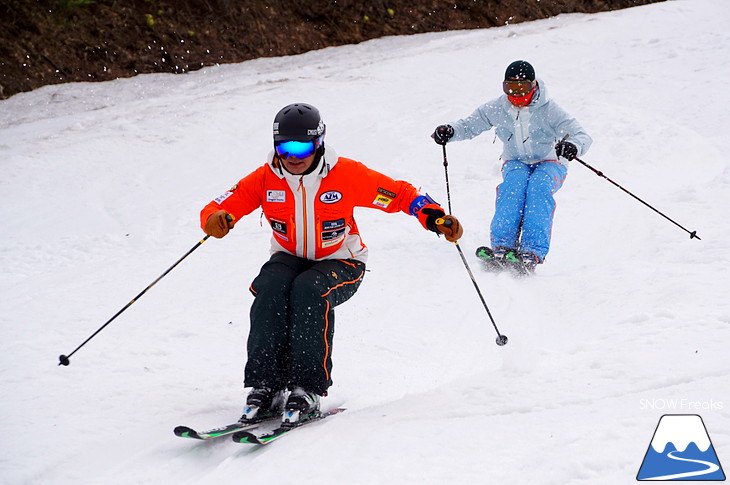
[441, 144, 453, 215]
[574, 156, 700, 240]
[440, 144, 508, 346]
[58, 233, 215, 366]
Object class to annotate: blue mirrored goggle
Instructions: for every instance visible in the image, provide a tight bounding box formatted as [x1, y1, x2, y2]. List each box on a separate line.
[275, 140, 316, 159]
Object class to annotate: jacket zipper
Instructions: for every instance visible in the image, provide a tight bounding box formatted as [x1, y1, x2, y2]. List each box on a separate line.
[513, 107, 529, 159]
[298, 175, 308, 259]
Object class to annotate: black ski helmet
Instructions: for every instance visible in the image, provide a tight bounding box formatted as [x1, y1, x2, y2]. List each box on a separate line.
[504, 60, 535, 81]
[273, 103, 326, 143]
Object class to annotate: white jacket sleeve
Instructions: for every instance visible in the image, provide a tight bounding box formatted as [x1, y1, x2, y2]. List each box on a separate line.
[550, 102, 592, 158]
[449, 102, 496, 141]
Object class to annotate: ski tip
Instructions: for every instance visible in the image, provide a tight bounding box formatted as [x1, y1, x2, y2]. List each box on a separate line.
[173, 426, 199, 439]
[231, 430, 262, 445]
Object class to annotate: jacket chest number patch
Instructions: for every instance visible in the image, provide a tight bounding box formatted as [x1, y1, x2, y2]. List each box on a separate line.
[319, 191, 342, 204]
[267, 190, 286, 203]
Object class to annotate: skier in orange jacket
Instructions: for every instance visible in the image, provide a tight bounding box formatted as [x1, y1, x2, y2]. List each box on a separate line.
[201, 103, 462, 426]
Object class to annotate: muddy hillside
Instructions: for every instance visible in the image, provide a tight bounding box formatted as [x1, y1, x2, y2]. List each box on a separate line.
[0, 0, 663, 99]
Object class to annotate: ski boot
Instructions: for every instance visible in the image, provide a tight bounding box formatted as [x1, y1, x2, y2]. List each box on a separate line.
[476, 246, 515, 272]
[512, 251, 540, 276]
[239, 387, 286, 424]
[282, 387, 321, 428]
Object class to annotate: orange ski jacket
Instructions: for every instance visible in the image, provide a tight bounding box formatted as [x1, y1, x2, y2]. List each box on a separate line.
[200, 146, 442, 263]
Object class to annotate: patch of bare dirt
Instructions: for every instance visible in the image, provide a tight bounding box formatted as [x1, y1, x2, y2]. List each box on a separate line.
[0, 0, 664, 99]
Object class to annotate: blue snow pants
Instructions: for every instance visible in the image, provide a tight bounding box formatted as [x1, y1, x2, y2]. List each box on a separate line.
[490, 160, 567, 262]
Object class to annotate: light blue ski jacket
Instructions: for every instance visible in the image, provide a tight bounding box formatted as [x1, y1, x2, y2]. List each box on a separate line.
[448, 79, 592, 166]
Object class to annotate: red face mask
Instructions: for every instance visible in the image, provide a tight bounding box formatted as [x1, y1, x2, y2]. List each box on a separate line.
[507, 85, 537, 107]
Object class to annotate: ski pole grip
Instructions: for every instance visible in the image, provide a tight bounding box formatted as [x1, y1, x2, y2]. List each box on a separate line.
[435, 217, 452, 227]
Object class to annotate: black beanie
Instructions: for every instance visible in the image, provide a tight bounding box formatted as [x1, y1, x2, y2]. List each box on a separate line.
[504, 60, 535, 81]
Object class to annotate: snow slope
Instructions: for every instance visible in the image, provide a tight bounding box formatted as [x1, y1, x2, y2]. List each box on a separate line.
[2, 0, 729, 483]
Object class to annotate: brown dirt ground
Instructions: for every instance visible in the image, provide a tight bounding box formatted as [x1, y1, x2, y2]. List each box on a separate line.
[0, 0, 663, 99]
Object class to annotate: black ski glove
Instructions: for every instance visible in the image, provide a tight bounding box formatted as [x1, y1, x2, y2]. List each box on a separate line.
[432, 125, 454, 145]
[555, 140, 578, 161]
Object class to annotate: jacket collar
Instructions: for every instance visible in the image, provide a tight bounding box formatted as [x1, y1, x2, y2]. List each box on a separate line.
[267, 144, 339, 183]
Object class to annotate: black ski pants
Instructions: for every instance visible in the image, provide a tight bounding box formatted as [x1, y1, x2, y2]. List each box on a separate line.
[245, 252, 366, 395]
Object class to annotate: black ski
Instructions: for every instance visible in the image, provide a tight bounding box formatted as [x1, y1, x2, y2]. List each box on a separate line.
[174, 417, 278, 440]
[231, 407, 346, 445]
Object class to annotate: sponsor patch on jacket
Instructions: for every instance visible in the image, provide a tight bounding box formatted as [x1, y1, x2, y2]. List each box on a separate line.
[269, 218, 289, 241]
[372, 194, 393, 209]
[266, 190, 286, 203]
[214, 191, 233, 204]
[319, 190, 342, 204]
[377, 187, 397, 199]
[321, 228, 346, 248]
[323, 218, 345, 231]
[321, 219, 346, 248]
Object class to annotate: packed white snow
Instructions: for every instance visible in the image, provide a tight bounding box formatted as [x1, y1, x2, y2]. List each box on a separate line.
[1, 1, 728, 483]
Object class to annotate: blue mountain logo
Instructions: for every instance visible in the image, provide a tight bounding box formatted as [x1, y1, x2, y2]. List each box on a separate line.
[637, 414, 725, 481]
